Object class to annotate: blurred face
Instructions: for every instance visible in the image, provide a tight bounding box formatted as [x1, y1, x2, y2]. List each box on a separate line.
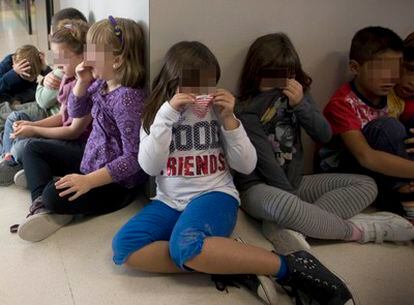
[50, 42, 83, 77]
[84, 43, 117, 81]
[395, 61, 414, 99]
[179, 67, 216, 95]
[351, 50, 402, 99]
[259, 68, 294, 92]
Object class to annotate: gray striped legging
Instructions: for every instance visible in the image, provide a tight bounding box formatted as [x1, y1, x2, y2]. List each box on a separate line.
[240, 173, 378, 240]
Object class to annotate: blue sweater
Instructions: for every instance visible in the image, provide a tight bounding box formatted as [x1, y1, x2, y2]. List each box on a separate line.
[0, 54, 50, 103]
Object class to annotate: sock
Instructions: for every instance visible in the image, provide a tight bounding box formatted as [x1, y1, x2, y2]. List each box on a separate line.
[275, 254, 288, 280]
[348, 224, 363, 241]
[3, 154, 13, 162]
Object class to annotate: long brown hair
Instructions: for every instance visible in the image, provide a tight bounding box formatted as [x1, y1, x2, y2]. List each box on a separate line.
[87, 17, 146, 89]
[141, 41, 221, 133]
[404, 31, 414, 62]
[238, 33, 312, 102]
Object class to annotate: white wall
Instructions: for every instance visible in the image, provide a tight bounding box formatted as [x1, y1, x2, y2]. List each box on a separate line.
[149, 0, 414, 172]
[54, 0, 149, 28]
[51, 0, 414, 172]
[149, 0, 414, 107]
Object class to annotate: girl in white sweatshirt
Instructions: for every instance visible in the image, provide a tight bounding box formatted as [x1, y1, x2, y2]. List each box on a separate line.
[112, 41, 356, 305]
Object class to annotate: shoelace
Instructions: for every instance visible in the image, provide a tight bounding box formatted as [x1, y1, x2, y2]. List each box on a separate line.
[10, 199, 44, 233]
[278, 254, 341, 305]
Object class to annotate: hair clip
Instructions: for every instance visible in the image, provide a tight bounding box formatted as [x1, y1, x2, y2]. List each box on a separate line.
[108, 15, 123, 46]
[63, 23, 74, 32]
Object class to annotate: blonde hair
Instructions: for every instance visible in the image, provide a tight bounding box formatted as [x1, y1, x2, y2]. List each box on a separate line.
[87, 17, 146, 88]
[50, 19, 89, 54]
[13, 45, 42, 79]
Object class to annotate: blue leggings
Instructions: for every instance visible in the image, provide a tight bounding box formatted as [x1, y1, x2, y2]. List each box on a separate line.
[112, 191, 238, 269]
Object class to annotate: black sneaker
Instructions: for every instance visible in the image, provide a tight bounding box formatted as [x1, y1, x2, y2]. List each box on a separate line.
[211, 273, 279, 305]
[276, 251, 357, 305]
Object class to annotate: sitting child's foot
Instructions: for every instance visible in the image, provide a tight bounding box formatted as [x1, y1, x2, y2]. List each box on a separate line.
[262, 220, 310, 255]
[212, 273, 279, 305]
[349, 212, 414, 243]
[13, 169, 27, 189]
[276, 251, 357, 305]
[16, 197, 73, 242]
[0, 156, 22, 186]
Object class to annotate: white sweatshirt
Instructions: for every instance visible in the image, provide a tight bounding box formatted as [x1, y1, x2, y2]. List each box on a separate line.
[138, 101, 257, 211]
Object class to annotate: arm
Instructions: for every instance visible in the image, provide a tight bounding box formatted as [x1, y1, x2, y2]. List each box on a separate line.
[12, 114, 91, 140]
[32, 113, 62, 128]
[67, 62, 95, 118]
[341, 130, 414, 179]
[220, 116, 257, 175]
[0, 71, 21, 90]
[54, 167, 113, 202]
[14, 113, 62, 129]
[294, 94, 332, 144]
[35, 81, 58, 110]
[0, 55, 13, 76]
[239, 113, 295, 192]
[0, 55, 33, 93]
[35, 70, 62, 110]
[67, 88, 93, 119]
[104, 90, 144, 184]
[138, 101, 180, 176]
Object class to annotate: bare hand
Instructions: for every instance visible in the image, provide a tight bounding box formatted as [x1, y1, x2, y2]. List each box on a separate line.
[43, 71, 61, 90]
[13, 120, 34, 129]
[398, 181, 414, 194]
[10, 125, 36, 138]
[13, 59, 31, 78]
[55, 174, 92, 201]
[283, 79, 304, 107]
[169, 93, 195, 112]
[212, 89, 235, 120]
[75, 61, 94, 84]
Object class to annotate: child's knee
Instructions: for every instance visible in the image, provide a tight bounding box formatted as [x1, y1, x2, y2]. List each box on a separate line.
[112, 227, 154, 266]
[367, 117, 406, 137]
[42, 180, 62, 212]
[22, 140, 41, 161]
[364, 117, 407, 148]
[169, 228, 206, 269]
[11, 139, 29, 163]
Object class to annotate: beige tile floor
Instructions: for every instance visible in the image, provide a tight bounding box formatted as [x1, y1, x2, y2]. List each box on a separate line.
[0, 0, 37, 56]
[1, 1, 414, 304]
[1, 184, 414, 305]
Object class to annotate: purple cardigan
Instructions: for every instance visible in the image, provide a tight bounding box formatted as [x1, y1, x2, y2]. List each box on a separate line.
[67, 79, 146, 188]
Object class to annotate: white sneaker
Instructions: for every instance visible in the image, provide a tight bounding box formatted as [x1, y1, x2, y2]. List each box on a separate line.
[231, 236, 279, 305]
[262, 221, 310, 255]
[349, 212, 414, 243]
[13, 169, 27, 189]
[17, 212, 74, 242]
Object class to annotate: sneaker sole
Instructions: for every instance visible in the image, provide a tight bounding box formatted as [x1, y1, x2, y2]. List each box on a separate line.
[13, 169, 27, 189]
[350, 212, 414, 243]
[17, 213, 73, 242]
[257, 275, 279, 305]
[233, 236, 279, 305]
[262, 221, 310, 255]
